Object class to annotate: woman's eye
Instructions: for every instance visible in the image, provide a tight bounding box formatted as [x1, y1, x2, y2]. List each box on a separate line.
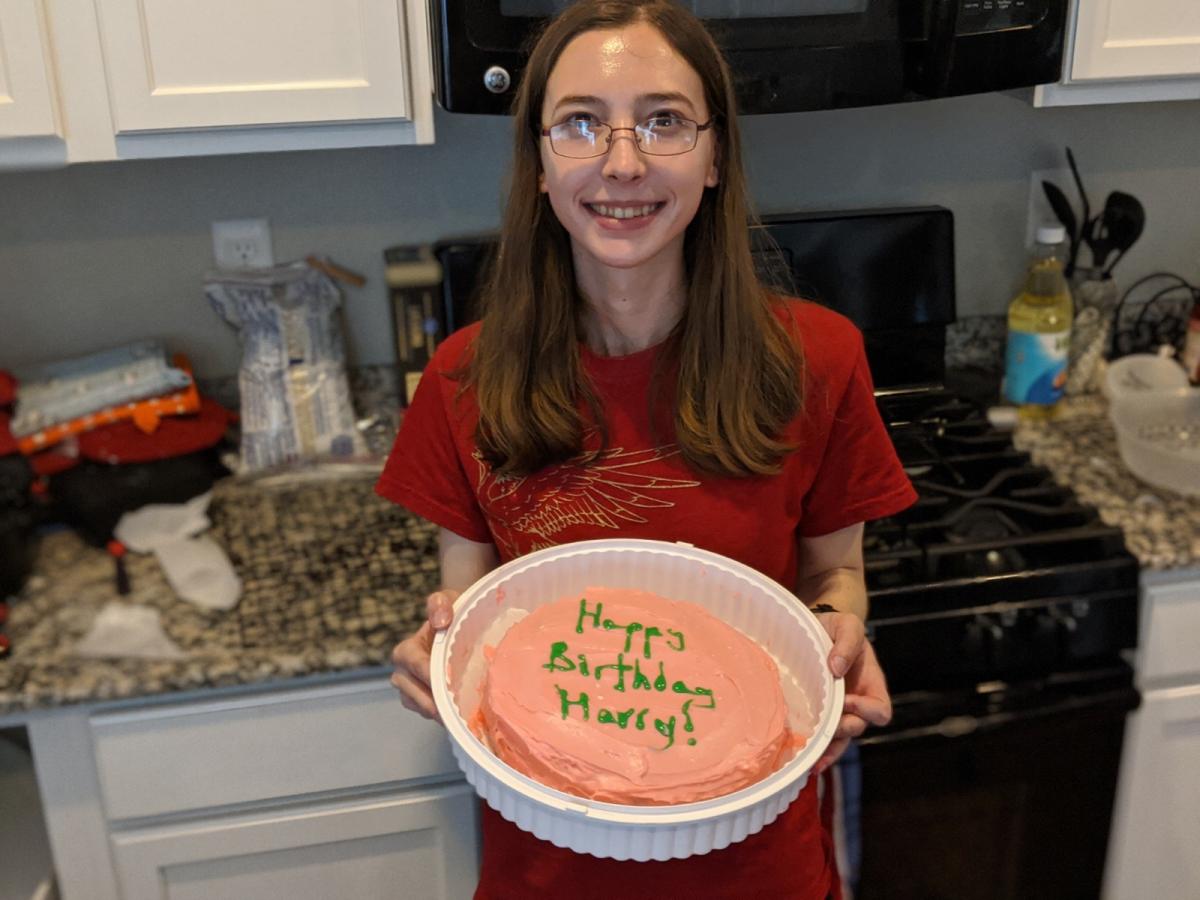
[646, 113, 683, 129]
[564, 113, 597, 126]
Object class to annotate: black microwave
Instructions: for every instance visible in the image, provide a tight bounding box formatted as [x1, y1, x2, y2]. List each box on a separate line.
[430, 0, 1066, 116]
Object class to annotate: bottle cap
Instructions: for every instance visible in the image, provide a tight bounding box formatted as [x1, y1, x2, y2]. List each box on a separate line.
[1036, 224, 1066, 245]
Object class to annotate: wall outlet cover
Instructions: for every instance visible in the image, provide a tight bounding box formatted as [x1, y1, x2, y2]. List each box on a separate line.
[212, 218, 274, 269]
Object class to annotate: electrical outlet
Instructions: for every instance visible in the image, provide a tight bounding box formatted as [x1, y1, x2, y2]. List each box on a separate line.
[1026, 168, 1075, 249]
[212, 218, 274, 269]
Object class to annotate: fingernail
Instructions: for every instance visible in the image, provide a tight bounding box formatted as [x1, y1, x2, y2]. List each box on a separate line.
[431, 609, 452, 629]
[831, 655, 848, 678]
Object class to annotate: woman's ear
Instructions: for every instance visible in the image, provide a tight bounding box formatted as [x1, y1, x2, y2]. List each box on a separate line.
[705, 150, 720, 188]
[539, 171, 547, 193]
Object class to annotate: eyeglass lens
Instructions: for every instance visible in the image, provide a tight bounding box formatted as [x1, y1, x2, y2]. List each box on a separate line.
[550, 117, 699, 158]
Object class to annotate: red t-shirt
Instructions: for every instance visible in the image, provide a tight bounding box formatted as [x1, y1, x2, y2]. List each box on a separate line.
[377, 298, 916, 899]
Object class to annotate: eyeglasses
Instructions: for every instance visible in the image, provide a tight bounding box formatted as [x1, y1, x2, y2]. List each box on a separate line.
[541, 114, 715, 159]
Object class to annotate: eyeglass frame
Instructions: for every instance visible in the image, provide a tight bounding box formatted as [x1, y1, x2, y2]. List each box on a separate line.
[540, 114, 716, 158]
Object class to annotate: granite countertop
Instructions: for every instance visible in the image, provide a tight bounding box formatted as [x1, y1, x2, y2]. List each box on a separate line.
[0, 471, 439, 716]
[4, 349, 1197, 718]
[1015, 394, 1200, 570]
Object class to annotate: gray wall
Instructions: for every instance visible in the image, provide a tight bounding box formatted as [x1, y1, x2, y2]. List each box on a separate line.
[2, 91, 1198, 378]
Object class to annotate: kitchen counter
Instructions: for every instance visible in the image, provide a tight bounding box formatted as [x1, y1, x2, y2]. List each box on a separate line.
[1015, 394, 1200, 570]
[0, 470, 438, 718]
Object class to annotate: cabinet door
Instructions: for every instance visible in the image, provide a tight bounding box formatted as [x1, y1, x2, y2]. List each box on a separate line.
[0, 0, 59, 137]
[93, 0, 411, 134]
[112, 784, 480, 900]
[1073, 0, 1200, 81]
[1104, 685, 1200, 898]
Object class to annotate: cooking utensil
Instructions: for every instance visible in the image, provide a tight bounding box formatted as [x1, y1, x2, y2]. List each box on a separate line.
[1066, 146, 1092, 272]
[1090, 191, 1144, 272]
[1100, 191, 1146, 277]
[1042, 180, 1079, 274]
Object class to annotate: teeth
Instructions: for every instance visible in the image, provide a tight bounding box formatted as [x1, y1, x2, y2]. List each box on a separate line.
[590, 203, 658, 219]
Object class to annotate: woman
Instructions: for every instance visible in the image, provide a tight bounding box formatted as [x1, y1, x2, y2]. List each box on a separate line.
[379, 1, 916, 897]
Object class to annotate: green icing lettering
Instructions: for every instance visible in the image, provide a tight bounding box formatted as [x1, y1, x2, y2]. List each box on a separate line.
[576, 598, 603, 633]
[596, 707, 638, 729]
[577, 654, 590, 676]
[635, 709, 648, 730]
[593, 653, 632, 692]
[632, 659, 666, 691]
[542, 641, 574, 673]
[641, 626, 662, 659]
[556, 685, 590, 721]
[666, 629, 685, 651]
[681, 688, 715, 735]
[654, 715, 677, 749]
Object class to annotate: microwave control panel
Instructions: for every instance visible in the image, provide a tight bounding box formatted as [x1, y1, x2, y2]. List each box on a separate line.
[956, 0, 1048, 35]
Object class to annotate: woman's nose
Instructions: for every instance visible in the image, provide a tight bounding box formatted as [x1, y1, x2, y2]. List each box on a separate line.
[601, 130, 646, 181]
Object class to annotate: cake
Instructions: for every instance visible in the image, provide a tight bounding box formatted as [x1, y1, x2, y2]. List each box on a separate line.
[477, 586, 795, 805]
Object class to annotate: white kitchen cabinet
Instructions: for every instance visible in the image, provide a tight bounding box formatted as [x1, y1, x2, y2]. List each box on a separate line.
[0, 1, 60, 138]
[0, 0, 433, 170]
[1103, 571, 1200, 899]
[1036, 0, 1200, 107]
[27, 675, 480, 900]
[111, 784, 479, 900]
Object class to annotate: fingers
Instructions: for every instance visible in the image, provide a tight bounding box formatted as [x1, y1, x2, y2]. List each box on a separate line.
[390, 668, 441, 722]
[844, 692, 892, 727]
[818, 611, 864, 679]
[426, 590, 459, 630]
[814, 737, 850, 775]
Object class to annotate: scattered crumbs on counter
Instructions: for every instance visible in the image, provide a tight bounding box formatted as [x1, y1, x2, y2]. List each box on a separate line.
[1014, 394, 1200, 570]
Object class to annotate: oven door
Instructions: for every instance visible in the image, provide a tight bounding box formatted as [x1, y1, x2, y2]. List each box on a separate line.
[852, 664, 1140, 900]
[431, 0, 906, 114]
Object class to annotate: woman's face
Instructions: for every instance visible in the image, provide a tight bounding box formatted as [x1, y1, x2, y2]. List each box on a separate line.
[538, 23, 719, 275]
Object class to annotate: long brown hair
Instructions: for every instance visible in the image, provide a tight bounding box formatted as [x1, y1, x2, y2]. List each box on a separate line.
[468, 0, 802, 478]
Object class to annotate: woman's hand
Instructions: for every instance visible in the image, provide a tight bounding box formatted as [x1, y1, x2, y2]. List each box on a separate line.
[389, 589, 459, 722]
[812, 609, 892, 774]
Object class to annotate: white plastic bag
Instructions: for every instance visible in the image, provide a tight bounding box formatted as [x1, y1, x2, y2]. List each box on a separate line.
[205, 263, 366, 471]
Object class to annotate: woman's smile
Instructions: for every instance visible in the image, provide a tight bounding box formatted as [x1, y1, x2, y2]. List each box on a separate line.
[584, 200, 667, 229]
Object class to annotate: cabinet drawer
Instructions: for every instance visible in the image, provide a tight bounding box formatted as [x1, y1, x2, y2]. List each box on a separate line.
[91, 679, 460, 821]
[111, 783, 479, 900]
[1141, 578, 1200, 684]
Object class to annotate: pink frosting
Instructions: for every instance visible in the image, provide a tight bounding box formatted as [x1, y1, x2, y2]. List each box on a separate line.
[479, 587, 794, 805]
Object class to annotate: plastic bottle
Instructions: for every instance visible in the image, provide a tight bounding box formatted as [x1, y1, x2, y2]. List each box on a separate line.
[1004, 225, 1074, 418]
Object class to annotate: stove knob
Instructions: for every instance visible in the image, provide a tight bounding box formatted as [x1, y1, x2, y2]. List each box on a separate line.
[974, 614, 1003, 643]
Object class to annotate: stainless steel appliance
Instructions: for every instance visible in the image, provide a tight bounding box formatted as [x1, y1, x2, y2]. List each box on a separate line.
[430, 0, 1067, 115]
[428, 206, 1141, 899]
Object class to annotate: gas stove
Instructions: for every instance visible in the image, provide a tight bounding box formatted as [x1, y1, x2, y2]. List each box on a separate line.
[862, 386, 1140, 708]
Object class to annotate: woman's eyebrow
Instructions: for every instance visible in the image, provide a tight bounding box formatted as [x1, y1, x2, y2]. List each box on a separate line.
[551, 91, 699, 115]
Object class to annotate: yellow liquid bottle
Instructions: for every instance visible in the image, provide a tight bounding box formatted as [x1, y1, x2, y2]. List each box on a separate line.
[1004, 225, 1074, 419]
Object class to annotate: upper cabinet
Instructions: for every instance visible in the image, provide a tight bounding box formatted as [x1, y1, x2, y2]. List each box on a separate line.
[0, 1, 60, 139]
[0, 0, 433, 170]
[1036, 0, 1200, 106]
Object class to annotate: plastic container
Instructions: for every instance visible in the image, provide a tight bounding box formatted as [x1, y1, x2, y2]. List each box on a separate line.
[430, 538, 844, 861]
[1110, 387, 1200, 497]
[1101, 353, 1190, 401]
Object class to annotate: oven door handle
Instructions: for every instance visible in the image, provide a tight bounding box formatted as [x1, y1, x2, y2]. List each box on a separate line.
[858, 686, 1141, 747]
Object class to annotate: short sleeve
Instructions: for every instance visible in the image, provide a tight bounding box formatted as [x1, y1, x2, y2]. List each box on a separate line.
[799, 335, 917, 537]
[375, 358, 492, 544]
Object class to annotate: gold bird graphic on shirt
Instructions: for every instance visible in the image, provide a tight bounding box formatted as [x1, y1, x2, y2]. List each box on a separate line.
[473, 445, 700, 556]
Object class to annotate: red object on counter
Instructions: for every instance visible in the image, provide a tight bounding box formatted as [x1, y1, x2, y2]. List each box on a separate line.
[1182, 299, 1200, 384]
[77, 396, 233, 464]
[0, 370, 15, 407]
[0, 633, 10, 657]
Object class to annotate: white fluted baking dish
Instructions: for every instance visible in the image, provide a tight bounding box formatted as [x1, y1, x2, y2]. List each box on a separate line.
[429, 538, 844, 861]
